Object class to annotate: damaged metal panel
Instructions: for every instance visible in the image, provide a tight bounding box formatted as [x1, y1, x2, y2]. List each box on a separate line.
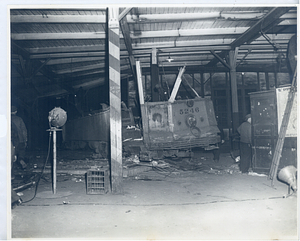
[250, 90, 277, 173]
[63, 107, 136, 143]
[63, 109, 110, 142]
[250, 87, 297, 173]
[142, 97, 220, 150]
[276, 86, 297, 137]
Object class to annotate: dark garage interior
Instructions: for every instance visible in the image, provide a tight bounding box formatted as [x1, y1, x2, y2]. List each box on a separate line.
[8, 5, 297, 239]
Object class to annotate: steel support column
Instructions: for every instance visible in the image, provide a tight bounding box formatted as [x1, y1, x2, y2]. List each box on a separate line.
[200, 72, 205, 98]
[241, 73, 246, 118]
[108, 7, 122, 193]
[229, 48, 239, 132]
[225, 72, 232, 130]
[151, 48, 160, 101]
[265, 72, 270, 90]
[121, 76, 129, 108]
[257, 72, 261, 91]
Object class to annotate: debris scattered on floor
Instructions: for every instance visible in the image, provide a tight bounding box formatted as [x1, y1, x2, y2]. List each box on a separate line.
[13, 181, 36, 192]
[71, 177, 84, 182]
[248, 171, 267, 177]
[224, 164, 241, 174]
[123, 155, 140, 164]
[123, 165, 152, 177]
[164, 158, 207, 172]
[204, 168, 223, 175]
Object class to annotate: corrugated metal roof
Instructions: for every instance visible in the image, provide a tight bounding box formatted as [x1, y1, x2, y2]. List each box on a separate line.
[10, 6, 297, 102]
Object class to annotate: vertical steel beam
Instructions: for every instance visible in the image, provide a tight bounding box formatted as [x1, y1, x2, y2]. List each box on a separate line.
[229, 48, 239, 131]
[151, 48, 160, 101]
[121, 76, 129, 107]
[265, 72, 270, 90]
[192, 73, 195, 89]
[136, 61, 145, 105]
[108, 7, 122, 193]
[225, 72, 232, 130]
[200, 72, 205, 98]
[257, 72, 261, 91]
[274, 72, 278, 88]
[210, 72, 214, 101]
[136, 61, 150, 143]
[241, 73, 246, 118]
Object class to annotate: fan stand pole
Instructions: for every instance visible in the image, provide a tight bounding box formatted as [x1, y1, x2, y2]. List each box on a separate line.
[47, 127, 62, 194]
[53, 128, 57, 194]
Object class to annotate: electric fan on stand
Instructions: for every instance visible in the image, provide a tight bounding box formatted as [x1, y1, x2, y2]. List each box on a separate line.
[47, 107, 67, 194]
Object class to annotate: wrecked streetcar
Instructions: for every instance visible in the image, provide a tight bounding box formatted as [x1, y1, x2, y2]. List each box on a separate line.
[63, 66, 221, 161]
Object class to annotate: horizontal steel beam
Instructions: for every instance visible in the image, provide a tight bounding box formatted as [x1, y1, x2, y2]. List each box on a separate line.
[130, 27, 249, 39]
[10, 8, 132, 24]
[21, 42, 288, 59]
[127, 11, 296, 23]
[12, 26, 249, 40]
[10, 11, 296, 24]
[11, 32, 107, 40]
[11, 14, 106, 23]
[46, 57, 104, 65]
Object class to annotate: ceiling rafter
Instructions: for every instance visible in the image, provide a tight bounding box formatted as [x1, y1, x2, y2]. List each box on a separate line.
[10, 11, 296, 24]
[130, 27, 249, 39]
[11, 32, 107, 40]
[210, 50, 230, 69]
[127, 12, 268, 23]
[206, 7, 292, 68]
[11, 41, 76, 94]
[11, 14, 106, 23]
[119, 8, 133, 21]
[120, 9, 137, 83]
[22, 32, 290, 55]
[11, 27, 250, 41]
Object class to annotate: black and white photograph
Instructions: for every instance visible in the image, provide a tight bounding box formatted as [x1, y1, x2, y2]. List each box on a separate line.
[4, 2, 298, 240]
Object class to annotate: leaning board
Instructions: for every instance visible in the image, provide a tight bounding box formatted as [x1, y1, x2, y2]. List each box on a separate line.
[276, 86, 297, 137]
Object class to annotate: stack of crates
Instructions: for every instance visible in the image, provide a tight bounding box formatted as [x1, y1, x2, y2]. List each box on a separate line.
[86, 168, 109, 194]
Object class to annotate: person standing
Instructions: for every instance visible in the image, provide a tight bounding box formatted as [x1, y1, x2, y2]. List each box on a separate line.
[11, 139, 22, 208]
[11, 106, 27, 169]
[213, 120, 225, 163]
[237, 114, 252, 173]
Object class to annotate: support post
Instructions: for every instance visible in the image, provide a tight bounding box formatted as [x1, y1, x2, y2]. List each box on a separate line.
[210, 72, 214, 100]
[108, 7, 122, 193]
[53, 129, 56, 194]
[200, 72, 205, 98]
[136, 61, 144, 105]
[136, 61, 149, 143]
[265, 72, 270, 90]
[225, 72, 232, 130]
[151, 48, 160, 101]
[241, 73, 246, 118]
[229, 48, 239, 132]
[192, 73, 195, 89]
[121, 76, 129, 107]
[257, 72, 261, 91]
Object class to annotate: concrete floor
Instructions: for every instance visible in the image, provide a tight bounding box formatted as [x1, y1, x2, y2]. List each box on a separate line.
[9, 150, 298, 240]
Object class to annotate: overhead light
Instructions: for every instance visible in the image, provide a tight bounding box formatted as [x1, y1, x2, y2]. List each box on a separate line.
[166, 54, 174, 63]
